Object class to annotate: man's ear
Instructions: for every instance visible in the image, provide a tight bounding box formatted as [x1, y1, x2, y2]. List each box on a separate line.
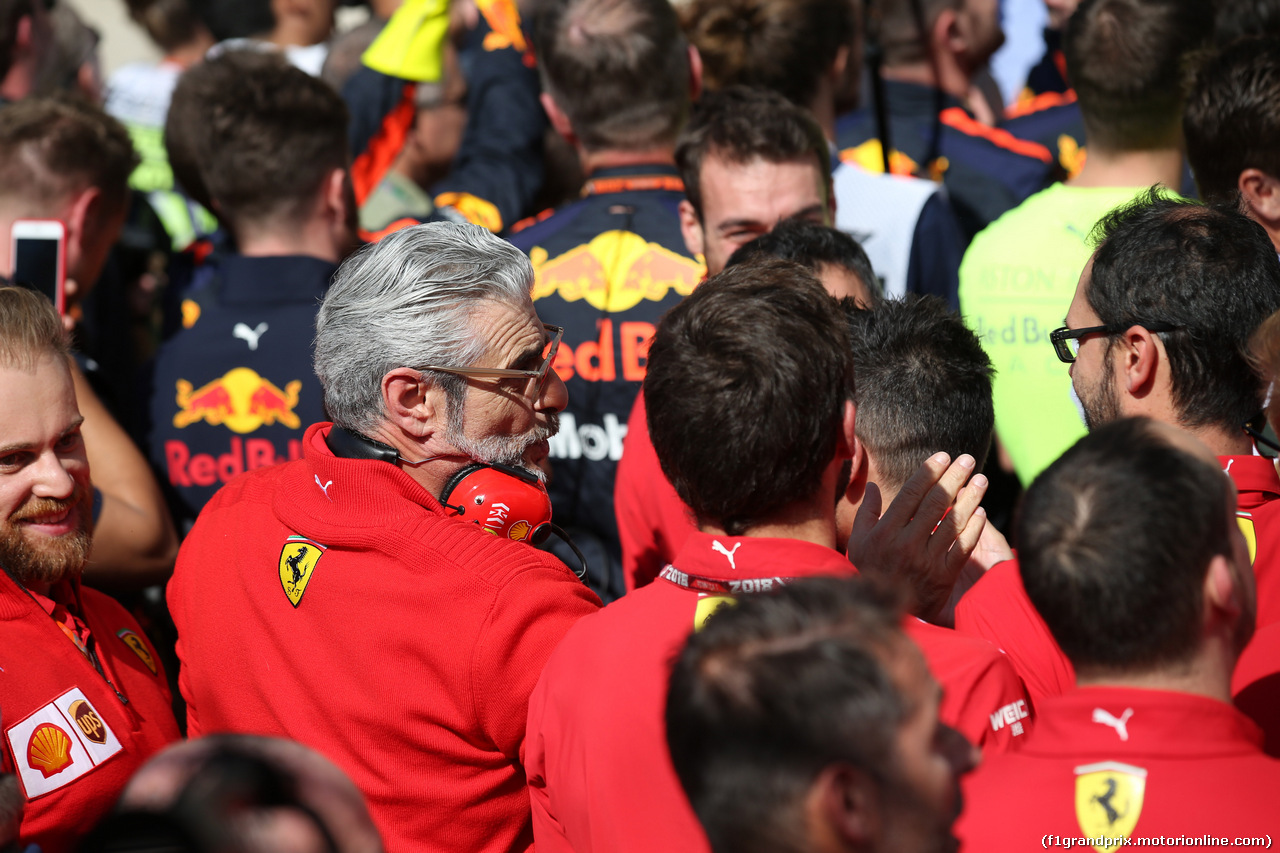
[809, 763, 880, 849]
[380, 367, 446, 440]
[62, 184, 101, 282]
[322, 167, 347, 224]
[936, 7, 963, 58]
[679, 198, 705, 260]
[540, 92, 577, 145]
[1205, 553, 1245, 628]
[1240, 169, 1280, 235]
[1114, 325, 1161, 399]
[838, 399, 862, 465]
[687, 44, 704, 102]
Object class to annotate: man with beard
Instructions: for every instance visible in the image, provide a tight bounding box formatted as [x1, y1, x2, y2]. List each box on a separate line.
[0, 286, 179, 853]
[167, 221, 600, 853]
[954, 190, 1280, 700]
[956, 417, 1280, 848]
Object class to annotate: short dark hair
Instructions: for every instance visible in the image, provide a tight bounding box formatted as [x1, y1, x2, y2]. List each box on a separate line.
[874, 0, 958, 67]
[0, 96, 137, 215]
[534, 0, 691, 152]
[1017, 417, 1235, 675]
[1185, 37, 1280, 204]
[725, 218, 878, 302]
[125, 0, 209, 54]
[645, 258, 853, 534]
[170, 50, 349, 230]
[1086, 188, 1280, 432]
[666, 577, 907, 853]
[843, 296, 993, 491]
[679, 0, 854, 110]
[676, 85, 831, 219]
[1215, 0, 1280, 45]
[1064, 0, 1212, 152]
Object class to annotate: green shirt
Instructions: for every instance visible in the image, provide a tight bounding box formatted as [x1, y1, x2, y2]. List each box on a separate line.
[959, 183, 1149, 485]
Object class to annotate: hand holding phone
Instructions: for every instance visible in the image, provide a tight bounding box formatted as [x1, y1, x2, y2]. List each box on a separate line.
[11, 219, 67, 315]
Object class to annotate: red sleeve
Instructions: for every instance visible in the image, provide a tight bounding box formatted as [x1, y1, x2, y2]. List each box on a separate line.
[954, 559, 1075, 705]
[615, 393, 697, 592]
[524, 670, 576, 853]
[472, 566, 599, 760]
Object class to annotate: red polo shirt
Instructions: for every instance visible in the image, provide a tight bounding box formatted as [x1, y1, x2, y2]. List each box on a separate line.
[957, 687, 1280, 851]
[526, 532, 1031, 853]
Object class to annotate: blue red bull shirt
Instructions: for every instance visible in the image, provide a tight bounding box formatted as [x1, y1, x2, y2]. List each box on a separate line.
[142, 254, 333, 531]
[505, 164, 705, 601]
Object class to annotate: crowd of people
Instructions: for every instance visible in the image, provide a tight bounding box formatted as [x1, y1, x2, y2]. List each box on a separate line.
[0, 0, 1279, 851]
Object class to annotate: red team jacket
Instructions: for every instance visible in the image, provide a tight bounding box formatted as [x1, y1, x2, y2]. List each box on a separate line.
[955, 455, 1280, 704]
[525, 533, 1031, 853]
[0, 576, 179, 853]
[956, 687, 1280, 851]
[169, 423, 600, 853]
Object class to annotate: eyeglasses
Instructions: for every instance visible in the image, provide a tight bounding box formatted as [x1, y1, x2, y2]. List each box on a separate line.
[1049, 322, 1181, 364]
[418, 324, 563, 390]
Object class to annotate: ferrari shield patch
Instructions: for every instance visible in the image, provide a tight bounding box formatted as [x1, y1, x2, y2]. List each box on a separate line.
[279, 535, 326, 607]
[1238, 513, 1257, 565]
[1074, 761, 1146, 851]
[115, 629, 157, 675]
[693, 595, 735, 631]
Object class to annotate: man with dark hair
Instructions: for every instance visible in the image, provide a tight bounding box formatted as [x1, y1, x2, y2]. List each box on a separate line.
[504, 0, 704, 601]
[837, 296, 996, 623]
[144, 51, 358, 531]
[958, 417, 1280, 847]
[667, 577, 977, 853]
[527, 259, 1014, 853]
[1215, 0, 1280, 44]
[677, 86, 833, 277]
[957, 190, 1280, 700]
[836, 0, 1057, 241]
[615, 220, 877, 591]
[961, 0, 1209, 489]
[680, 0, 967, 303]
[1185, 37, 1280, 253]
[0, 286, 179, 853]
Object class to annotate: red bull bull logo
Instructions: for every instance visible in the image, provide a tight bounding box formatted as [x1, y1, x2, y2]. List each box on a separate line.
[529, 231, 703, 313]
[174, 367, 302, 434]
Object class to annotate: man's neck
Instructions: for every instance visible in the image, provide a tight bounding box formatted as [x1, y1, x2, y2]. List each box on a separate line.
[1076, 640, 1236, 705]
[697, 497, 839, 550]
[1069, 145, 1184, 190]
[235, 220, 340, 263]
[578, 147, 676, 177]
[1182, 422, 1253, 458]
[881, 60, 970, 105]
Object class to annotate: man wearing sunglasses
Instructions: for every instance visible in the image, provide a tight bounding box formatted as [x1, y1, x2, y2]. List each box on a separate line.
[955, 189, 1280, 702]
[168, 222, 600, 853]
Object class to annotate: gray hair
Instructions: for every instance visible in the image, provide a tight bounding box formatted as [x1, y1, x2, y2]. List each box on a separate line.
[314, 221, 534, 434]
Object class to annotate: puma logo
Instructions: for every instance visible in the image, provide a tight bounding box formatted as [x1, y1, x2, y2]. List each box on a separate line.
[711, 540, 742, 570]
[315, 475, 333, 500]
[233, 321, 269, 350]
[1092, 707, 1134, 741]
[1225, 459, 1234, 475]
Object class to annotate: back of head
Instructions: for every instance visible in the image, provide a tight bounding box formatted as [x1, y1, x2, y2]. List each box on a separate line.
[1087, 188, 1280, 433]
[1064, 0, 1212, 152]
[1215, 0, 1280, 45]
[0, 95, 136, 219]
[533, 0, 690, 152]
[0, 285, 69, 370]
[679, 0, 854, 110]
[179, 50, 349, 232]
[644, 257, 852, 534]
[125, 0, 211, 54]
[314, 221, 533, 435]
[725, 218, 878, 302]
[874, 0, 956, 67]
[97, 734, 383, 853]
[666, 577, 906, 853]
[1185, 37, 1280, 204]
[843, 296, 993, 492]
[1016, 417, 1234, 678]
[676, 85, 830, 220]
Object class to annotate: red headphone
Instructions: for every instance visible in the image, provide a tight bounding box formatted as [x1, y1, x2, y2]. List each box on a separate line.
[438, 462, 553, 545]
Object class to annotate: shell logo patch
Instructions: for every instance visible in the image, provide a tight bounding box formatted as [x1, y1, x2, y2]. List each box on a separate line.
[693, 595, 736, 632]
[1074, 761, 1146, 851]
[279, 535, 326, 607]
[1238, 513, 1258, 565]
[69, 700, 106, 744]
[6, 688, 123, 799]
[27, 723, 73, 778]
[116, 628, 158, 675]
[529, 231, 703, 313]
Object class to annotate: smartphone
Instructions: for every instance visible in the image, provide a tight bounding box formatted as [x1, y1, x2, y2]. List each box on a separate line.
[11, 219, 66, 314]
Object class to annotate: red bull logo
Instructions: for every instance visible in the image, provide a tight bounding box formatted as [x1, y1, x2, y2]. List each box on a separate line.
[839, 140, 949, 182]
[174, 367, 302, 434]
[166, 436, 303, 488]
[529, 231, 703, 313]
[550, 319, 656, 383]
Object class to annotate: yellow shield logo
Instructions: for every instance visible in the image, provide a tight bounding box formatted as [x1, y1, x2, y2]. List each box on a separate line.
[693, 595, 736, 631]
[1238, 513, 1258, 565]
[279, 535, 325, 607]
[1075, 762, 1146, 850]
[116, 628, 158, 675]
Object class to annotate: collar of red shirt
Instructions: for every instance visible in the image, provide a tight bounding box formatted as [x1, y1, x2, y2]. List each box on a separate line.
[1221, 455, 1280, 509]
[667, 531, 855, 583]
[1027, 686, 1263, 758]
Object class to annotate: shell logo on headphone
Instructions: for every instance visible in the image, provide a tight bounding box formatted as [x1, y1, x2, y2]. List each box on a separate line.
[439, 463, 553, 544]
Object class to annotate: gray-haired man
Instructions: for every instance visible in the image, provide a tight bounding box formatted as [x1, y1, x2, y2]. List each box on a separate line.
[168, 221, 600, 853]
